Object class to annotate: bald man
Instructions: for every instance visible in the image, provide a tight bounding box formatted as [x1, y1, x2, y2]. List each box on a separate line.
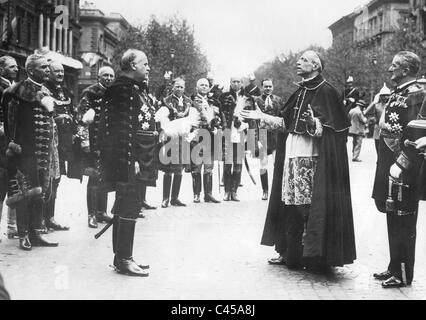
[42, 61, 76, 232]
[242, 50, 356, 272]
[78, 66, 115, 229]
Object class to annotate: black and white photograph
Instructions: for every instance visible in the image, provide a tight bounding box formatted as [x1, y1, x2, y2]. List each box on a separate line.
[0, 0, 426, 303]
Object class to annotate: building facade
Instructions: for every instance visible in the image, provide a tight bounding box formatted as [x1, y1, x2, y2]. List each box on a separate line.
[79, 1, 132, 93]
[329, 0, 411, 51]
[0, 0, 82, 96]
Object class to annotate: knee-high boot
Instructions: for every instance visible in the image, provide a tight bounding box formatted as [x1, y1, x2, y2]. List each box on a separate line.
[171, 175, 186, 206]
[204, 173, 220, 203]
[231, 170, 242, 202]
[114, 216, 148, 277]
[260, 171, 269, 201]
[16, 200, 31, 250]
[87, 185, 98, 228]
[139, 184, 156, 210]
[29, 198, 58, 247]
[162, 174, 172, 208]
[192, 173, 201, 203]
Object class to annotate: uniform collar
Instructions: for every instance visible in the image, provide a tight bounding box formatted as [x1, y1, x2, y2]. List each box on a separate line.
[394, 79, 417, 93]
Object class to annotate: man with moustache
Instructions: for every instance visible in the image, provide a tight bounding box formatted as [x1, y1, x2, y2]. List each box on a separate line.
[156, 77, 192, 208]
[99, 49, 157, 276]
[372, 51, 426, 288]
[0, 56, 19, 240]
[43, 61, 76, 231]
[78, 66, 115, 228]
[2, 54, 59, 250]
[188, 78, 222, 204]
[255, 79, 283, 200]
[219, 77, 249, 202]
[242, 50, 356, 272]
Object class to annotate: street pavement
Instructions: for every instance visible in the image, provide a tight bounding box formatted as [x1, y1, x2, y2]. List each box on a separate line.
[0, 138, 425, 300]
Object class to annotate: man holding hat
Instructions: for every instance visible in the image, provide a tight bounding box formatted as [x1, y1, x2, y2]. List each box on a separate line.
[348, 100, 367, 162]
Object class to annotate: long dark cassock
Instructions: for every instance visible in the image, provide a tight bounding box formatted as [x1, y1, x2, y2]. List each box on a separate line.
[2, 79, 59, 238]
[372, 80, 426, 285]
[261, 74, 356, 268]
[99, 76, 159, 261]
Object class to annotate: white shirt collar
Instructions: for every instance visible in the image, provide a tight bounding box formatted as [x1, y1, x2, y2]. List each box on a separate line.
[28, 77, 43, 87]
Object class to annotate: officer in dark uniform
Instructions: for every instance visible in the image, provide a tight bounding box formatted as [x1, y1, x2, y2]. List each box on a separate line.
[343, 76, 360, 115]
[43, 61, 76, 231]
[189, 78, 222, 204]
[99, 49, 157, 277]
[220, 77, 249, 202]
[78, 66, 115, 228]
[2, 54, 59, 250]
[372, 51, 426, 288]
[244, 74, 261, 97]
[0, 55, 18, 239]
[156, 77, 191, 208]
[255, 79, 283, 200]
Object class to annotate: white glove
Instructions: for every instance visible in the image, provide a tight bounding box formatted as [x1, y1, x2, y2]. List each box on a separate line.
[390, 164, 402, 179]
[135, 162, 140, 175]
[373, 93, 380, 104]
[82, 108, 96, 125]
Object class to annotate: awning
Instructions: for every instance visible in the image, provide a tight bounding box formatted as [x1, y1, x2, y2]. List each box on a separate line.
[35, 48, 83, 70]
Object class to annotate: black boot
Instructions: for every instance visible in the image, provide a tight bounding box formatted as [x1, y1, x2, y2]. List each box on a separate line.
[204, 174, 220, 203]
[223, 168, 232, 201]
[45, 189, 70, 231]
[231, 171, 241, 202]
[139, 184, 157, 210]
[192, 173, 201, 203]
[87, 185, 98, 228]
[170, 175, 186, 207]
[162, 174, 172, 208]
[29, 198, 59, 246]
[114, 217, 149, 277]
[260, 172, 269, 201]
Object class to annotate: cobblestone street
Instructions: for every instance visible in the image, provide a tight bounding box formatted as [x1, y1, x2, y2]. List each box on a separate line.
[0, 138, 425, 300]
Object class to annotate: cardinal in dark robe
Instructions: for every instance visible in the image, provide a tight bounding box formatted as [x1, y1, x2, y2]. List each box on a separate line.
[241, 50, 356, 271]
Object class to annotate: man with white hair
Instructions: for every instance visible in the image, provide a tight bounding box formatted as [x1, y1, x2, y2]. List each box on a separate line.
[372, 51, 426, 288]
[43, 61, 76, 231]
[219, 76, 250, 202]
[188, 78, 222, 204]
[78, 66, 115, 229]
[242, 50, 356, 272]
[2, 54, 59, 250]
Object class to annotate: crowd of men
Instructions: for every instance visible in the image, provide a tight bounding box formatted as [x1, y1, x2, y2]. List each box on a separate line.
[0, 47, 425, 292]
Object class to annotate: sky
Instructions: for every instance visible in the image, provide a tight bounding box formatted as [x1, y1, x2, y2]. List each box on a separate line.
[89, 0, 369, 84]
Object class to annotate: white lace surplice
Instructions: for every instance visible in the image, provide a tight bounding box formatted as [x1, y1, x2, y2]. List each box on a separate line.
[282, 133, 319, 205]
